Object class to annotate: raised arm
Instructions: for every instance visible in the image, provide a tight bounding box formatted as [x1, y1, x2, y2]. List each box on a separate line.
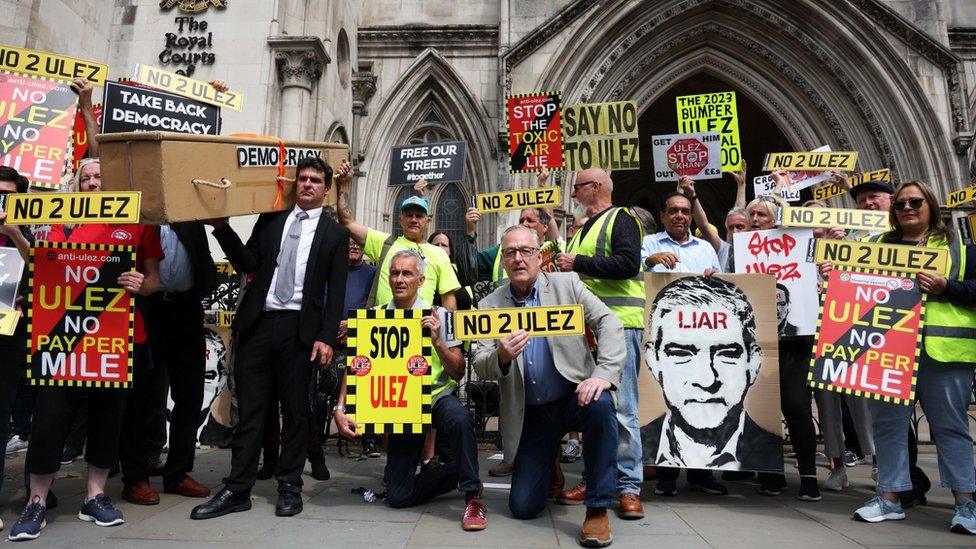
[335, 160, 369, 246]
[731, 160, 748, 209]
[71, 78, 99, 158]
[678, 176, 722, 252]
[537, 170, 561, 241]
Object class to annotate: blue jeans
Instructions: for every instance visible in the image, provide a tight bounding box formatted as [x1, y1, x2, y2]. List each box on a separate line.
[510, 392, 618, 518]
[616, 328, 643, 494]
[870, 359, 975, 494]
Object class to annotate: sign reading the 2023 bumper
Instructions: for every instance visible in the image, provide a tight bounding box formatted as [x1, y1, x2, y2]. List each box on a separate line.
[808, 270, 923, 405]
[102, 81, 221, 135]
[562, 101, 640, 171]
[507, 92, 563, 173]
[346, 309, 432, 434]
[388, 141, 467, 186]
[28, 242, 135, 388]
[676, 91, 741, 171]
[0, 71, 77, 190]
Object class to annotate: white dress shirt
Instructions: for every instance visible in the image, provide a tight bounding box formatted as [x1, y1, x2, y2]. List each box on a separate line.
[641, 231, 722, 273]
[158, 224, 194, 292]
[264, 205, 323, 311]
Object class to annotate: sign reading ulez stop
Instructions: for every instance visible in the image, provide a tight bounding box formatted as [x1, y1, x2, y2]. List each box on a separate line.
[651, 132, 722, 181]
[669, 138, 709, 176]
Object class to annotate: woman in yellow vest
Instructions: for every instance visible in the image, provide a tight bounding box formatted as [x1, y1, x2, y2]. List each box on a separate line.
[830, 181, 975, 534]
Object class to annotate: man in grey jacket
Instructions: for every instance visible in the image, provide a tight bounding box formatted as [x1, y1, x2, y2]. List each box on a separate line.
[472, 225, 625, 548]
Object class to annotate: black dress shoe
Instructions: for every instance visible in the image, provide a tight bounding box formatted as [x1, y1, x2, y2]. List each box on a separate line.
[276, 489, 303, 517]
[309, 455, 330, 481]
[190, 488, 252, 520]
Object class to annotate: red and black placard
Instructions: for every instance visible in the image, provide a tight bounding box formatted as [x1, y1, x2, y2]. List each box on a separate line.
[506, 91, 563, 173]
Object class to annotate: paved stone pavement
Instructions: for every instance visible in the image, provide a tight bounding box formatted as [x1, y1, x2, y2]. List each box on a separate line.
[1, 445, 974, 548]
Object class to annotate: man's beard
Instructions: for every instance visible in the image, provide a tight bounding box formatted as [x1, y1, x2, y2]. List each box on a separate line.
[669, 402, 746, 449]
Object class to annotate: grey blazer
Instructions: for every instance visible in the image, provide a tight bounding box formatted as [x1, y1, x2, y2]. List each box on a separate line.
[471, 271, 625, 460]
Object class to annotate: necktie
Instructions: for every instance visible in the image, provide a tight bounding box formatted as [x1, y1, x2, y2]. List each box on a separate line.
[274, 211, 308, 302]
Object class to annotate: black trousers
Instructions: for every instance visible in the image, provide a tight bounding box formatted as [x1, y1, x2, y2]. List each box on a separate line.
[119, 343, 157, 484]
[224, 311, 310, 494]
[0, 318, 27, 491]
[656, 467, 714, 483]
[143, 293, 207, 485]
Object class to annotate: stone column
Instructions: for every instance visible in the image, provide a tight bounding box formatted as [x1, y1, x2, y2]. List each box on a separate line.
[267, 36, 330, 140]
[350, 67, 377, 174]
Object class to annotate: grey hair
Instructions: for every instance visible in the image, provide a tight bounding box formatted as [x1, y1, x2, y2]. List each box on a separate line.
[501, 224, 540, 247]
[72, 157, 100, 192]
[726, 206, 747, 219]
[389, 248, 426, 276]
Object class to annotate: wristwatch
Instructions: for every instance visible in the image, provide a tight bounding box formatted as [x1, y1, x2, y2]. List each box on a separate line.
[332, 404, 345, 414]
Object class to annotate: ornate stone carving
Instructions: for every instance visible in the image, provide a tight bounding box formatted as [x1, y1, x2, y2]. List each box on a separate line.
[267, 36, 330, 91]
[352, 70, 378, 115]
[502, 0, 601, 84]
[359, 24, 498, 48]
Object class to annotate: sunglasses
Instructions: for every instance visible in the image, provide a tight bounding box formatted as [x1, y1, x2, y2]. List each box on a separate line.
[893, 198, 925, 211]
[572, 180, 597, 192]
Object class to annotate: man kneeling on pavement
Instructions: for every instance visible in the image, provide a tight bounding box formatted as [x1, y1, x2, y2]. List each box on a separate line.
[333, 249, 487, 531]
[472, 225, 625, 548]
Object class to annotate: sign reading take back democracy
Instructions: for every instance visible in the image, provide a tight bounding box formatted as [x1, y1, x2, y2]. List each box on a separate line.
[346, 308, 432, 434]
[28, 242, 135, 388]
[808, 270, 923, 405]
[562, 101, 640, 171]
[102, 81, 221, 135]
[676, 91, 741, 171]
[507, 92, 563, 173]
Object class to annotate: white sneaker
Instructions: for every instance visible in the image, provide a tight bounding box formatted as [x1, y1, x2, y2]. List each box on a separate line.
[561, 440, 581, 463]
[5, 436, 28, 454]
[823, 467, 850, 491]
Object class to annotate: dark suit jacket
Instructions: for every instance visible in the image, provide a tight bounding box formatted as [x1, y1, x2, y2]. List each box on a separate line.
[212, 210, 349, 347]
[641, 413, 783, 473]
[170, 222, 218, 295]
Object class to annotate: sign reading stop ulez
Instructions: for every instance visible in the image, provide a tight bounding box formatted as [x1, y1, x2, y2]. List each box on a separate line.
[651, 132, 722, 181]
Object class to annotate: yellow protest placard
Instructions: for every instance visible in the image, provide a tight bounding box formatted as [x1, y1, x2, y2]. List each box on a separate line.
[475, 187, 560, 214]
[0, 44, 107, 85]
[0, 309, 19, 336]
[814, 240, 947, 275]
[449, 305, 585, 341]
[676, 91, 741, 171]
[0, 192, 141, 225]
[763, 152, 858, 172]
[216, 311, 235, 328]
[214, 262, 235, 276]
[780, 206, 891, 232]
[946, 184, 976, 208]
[563, 101, 640, 171]
[811, 169, 892, 201]
[132, 64, 243, 111]
[346, 308, 432, 435]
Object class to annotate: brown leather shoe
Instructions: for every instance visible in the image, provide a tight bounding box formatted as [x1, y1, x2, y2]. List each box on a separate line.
[579, 507, 613, 547]
[164, 475, 212, 498]
[488, 460, 513, 477]
[123, 479, 160, 505]
[617, 492, 644, 519]
[548, 461, 565, 499]
[557, 480, 586, 505]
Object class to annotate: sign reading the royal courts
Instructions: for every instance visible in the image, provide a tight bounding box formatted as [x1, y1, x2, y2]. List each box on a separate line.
[675, 91, 741, 171]
[506, 92, 563, 173]
[562, 101, 640, 171]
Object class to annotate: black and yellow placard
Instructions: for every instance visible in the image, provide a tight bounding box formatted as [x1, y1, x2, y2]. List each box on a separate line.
[676, 91, 741, 171]
[0, 192, 141, 225]
[780, 206, 891, 232]
[346, 308, 433, 435]
[215, 262, 235, 276]
[946, 184, 976, 208]
[475, 187, 560, 214]
[812, 169, 892, 201]
[0, 309, 19, 336]
[132, 64, 243, 111]
[814, 239, 947, 275]
[763, 151, 858, 172]
[448, 305, 585, 341]
[216, 311, 234, 328]
[0, 44, 107, 85]
[563, 101, 640, 171]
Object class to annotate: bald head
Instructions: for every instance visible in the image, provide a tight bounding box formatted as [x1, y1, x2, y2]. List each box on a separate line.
[573, 168, 613, 211]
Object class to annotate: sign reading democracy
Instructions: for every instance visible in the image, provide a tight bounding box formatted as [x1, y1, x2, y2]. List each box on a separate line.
[0, 192, 141, 225]
[101, 81, 221, 135]
[506, 92, 563, 173]
[236, 146, 322, 168]
[28, 242, 135, 387]
[946, 183, 976, 208]
[474, 187, 560, 214]
[562, 101, 640, 171]
[0, 44, 107, 85]
[733, 228, 818, 336]
[0, 71, 77, 190]
[651, 132, 722, 181]
[763, 151, 858, 172]
[346, 308, 432, 434]
[132, 63, 242, 111]
[808, 270, 923, 405]
[71, 103, 102, 172]
[812, 169, 892, 201]
[388, 140, 467, 186]
[676, 91, 741, 171]
[814, 239, 948, 275]
[754, 174, 800, 202]
[447, 305, 584, 341]
[779, 206, 891, 232]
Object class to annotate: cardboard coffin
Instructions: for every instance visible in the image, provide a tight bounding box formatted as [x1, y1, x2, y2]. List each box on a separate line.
[98, 132, 347, 223]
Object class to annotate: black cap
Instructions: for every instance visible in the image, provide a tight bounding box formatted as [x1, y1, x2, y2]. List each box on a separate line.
[850, 180, 894, 199]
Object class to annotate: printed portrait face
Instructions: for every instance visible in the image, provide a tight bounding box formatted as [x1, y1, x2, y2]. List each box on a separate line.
[775, 284, 790, 326]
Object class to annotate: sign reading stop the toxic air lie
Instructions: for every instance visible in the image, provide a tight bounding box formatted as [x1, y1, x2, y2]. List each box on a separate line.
[506, 91, 563, 173]
[651, 132, 722, 181]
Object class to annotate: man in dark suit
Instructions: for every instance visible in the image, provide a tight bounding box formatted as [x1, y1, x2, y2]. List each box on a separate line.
[775, 283, 800, 336]
[191, 156, 348, 520]
[642, 412, 783, 473]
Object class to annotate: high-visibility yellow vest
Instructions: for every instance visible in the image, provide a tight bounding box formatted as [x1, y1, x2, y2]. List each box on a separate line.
[566, 207, 645, 328]
[491, 246, 506, 283]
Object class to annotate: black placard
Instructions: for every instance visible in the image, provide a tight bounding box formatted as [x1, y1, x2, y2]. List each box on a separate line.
[101, 80, 221, 135]
[388, 141, 467, 186]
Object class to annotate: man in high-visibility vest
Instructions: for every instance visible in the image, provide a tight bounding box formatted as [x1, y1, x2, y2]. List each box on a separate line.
[554, 167, 646, 520]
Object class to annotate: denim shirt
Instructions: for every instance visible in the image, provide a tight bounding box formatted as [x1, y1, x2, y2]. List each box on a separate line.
[509, 277, 575, 405]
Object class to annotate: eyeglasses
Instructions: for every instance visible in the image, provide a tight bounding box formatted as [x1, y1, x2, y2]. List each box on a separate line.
[501, 246, 540, 259]
[572, 180, 597, 192]
[893, 198, 925, 211]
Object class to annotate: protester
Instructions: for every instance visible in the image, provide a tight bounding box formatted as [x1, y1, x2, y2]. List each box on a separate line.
[472, 225, 625, 547]
[333, 249, 486, 530]
[427, 231, 472, 310]
[554, 168, 645, 519]
[679, 162, 747, 272]
[9, 158, 163, 541]
[191, 156, 348, 520]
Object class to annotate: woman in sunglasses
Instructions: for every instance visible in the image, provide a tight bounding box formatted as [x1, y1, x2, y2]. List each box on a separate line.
[841, 181, 976, 534]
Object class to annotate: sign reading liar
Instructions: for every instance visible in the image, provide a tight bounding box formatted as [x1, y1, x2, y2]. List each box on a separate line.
[0, 192, 141, 225]
[651, 132, 722, 181]
[388, 140, 467, 186]
[562, 101, 640, 171]
[0, 44, 107, 85]
[808, 270, 923, 405]
[101, 81, 221, 135]
[814, 239, 948, 276]
[446, 305, 584, 341]
[346, 308, 432, 435]
[132, 63, 242, 111]
[0, 71, 77, 190]
[733, 228, 818, 336]
[676, 91, 741, 171]
[507, 92, 563, 173]
[779, 206, 891, 232]
[28, 242, 135, 388]
[474, 187, 560, 214]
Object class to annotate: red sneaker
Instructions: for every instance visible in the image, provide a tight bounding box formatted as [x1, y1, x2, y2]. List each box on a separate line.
[461, 498, 487, 531]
